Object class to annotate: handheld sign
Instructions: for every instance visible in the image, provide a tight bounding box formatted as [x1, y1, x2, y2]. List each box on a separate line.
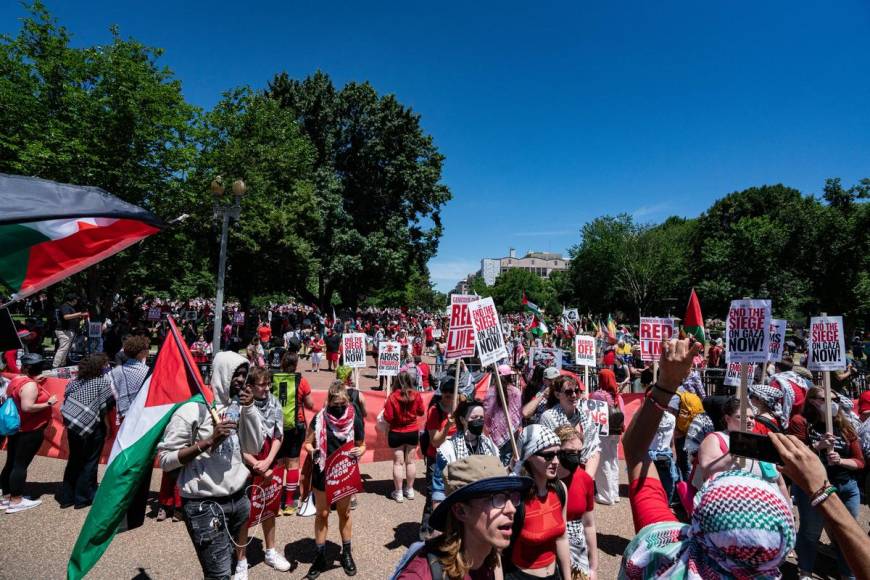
[88, 321, 103, 338]
[432, 328, 442, 339]
[768, 319, 787, 363]
[724, 362, 756, 387]
[377, 341, 401, 377]
[146, 308, 161, 321]
[639, 317, 675, 362]
[342, 333, 367, 368]
[725, 299, 771, 364]
[446, 294, 476, 359]
[325, 441, 364, 505]
[584, 399, 609, 436]
[806, 316, 846, 371]
[247, 466, 285, 528]
[233, 311, 245, 326]
[528, 347, 563, 370]
[468, 297, 508, 367]
[574, 335, 596, 367]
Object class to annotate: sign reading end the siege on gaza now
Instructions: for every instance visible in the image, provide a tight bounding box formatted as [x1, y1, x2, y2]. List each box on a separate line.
[468, 297, 508, 367]
[806, 316, 846, 372]
[725, 299, 771, 365]
[446, 294, 476, 360]
[341, 332, 367, 368]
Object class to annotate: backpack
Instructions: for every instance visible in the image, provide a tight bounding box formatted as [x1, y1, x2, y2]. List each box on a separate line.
[272, 372, 302, 428]
[0, 397, 20, 436]
[675, 391, 704, 436]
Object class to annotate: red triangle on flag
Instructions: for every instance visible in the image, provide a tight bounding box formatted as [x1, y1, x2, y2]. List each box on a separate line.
[144, 317, 214, 408]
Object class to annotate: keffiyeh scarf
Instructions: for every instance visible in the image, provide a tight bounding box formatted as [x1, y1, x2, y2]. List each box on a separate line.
[512, 424, 561, 475]
[313, 405, 355, 471]
[749, 384, 785, 427]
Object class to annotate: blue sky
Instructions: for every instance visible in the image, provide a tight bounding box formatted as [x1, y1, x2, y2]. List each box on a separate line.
[5, 1, 869, 291]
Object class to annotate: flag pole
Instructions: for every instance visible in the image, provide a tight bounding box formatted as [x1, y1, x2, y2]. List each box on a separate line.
[492, 363, 519, 461]
[168, 316, 221, 425]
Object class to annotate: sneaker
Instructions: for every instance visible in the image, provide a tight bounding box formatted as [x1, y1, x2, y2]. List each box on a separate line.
[340, 548, 357, 576]
[281, 504, 296, 516]
[265, 548, 292, 572]
[6, 498, 41, 514]
[0, 496, 9, 508]
[305, 551, 328, 579]
[232, 558, 248, 580]
[156, 506, 169, 521]
[350, 496, 358, 510]
[403, 488, 415, 500]
[390, 490, 404, 503]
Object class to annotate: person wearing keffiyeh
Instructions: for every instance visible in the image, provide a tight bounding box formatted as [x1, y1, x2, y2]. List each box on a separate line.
[59, 353, 115, 509]
[303, 380, 365, 579]
[749, 383, 785, 434]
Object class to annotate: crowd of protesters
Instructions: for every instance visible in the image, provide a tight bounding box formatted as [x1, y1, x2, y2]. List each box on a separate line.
[1, 295, 870, 580]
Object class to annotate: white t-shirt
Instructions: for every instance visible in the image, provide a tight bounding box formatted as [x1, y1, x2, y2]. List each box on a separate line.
[649, 411, 676, 453]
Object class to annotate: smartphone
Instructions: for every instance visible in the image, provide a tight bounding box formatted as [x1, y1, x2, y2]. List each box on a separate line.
[278, 381, 288, 406]
[729, 431, 783, 466]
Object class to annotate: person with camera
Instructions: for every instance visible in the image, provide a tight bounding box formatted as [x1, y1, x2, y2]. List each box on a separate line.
[157, 351, 263, 579]
[1, 354, 55, 513]
[53, 295, 87, 368]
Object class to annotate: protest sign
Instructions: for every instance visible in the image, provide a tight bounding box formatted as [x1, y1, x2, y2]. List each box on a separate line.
[724, 362, 756, 387]
[574, 335, 596, 367]
[528, 347, 563, 370]
[325, 441, 364, 505]
[247, 466, 284, 528]
[47, 365, 79, 380]
[768, 319, 786, 363]
[806, 316, 846, 371]
[468, 297, 508, 367]
[446, 294, 476, 359]
[562, 308, 579, 324]
[639, 317, 675, 362]
[88, 321, 102, 338]
[233, 311, 245, 326]
[146, 308, 161, 321]
[432, 328, 442, 339]
[725, 299, 771, 364]
[584, 399, 609, 436]
[342, 332, 367, 368]
[377, 341, 401, 377]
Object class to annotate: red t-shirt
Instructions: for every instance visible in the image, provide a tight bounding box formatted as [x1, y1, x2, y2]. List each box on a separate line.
[384, 390, 425, 433]
[752, 415, 781, 435]
[602, 350, 616, 367]
[8, 376, 52, 432]
[511, 488, 566, 570]
[418, 361, 431, 390]
[296, 376, 312, 424]
[424, 327, 433, 342]
[565, 468, 594, 521]
[628, 476, 679, 533]
[425, 405, 456, 458]
[257, 325, 272, 344]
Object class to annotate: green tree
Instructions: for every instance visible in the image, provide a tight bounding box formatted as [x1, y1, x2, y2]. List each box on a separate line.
[487, 268, 555, 314]
[267, 71, 451, 308]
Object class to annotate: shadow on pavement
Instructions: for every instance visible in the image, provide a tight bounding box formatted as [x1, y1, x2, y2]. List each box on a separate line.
[386, 521, 421, 550]
[596, 532, 630, 557]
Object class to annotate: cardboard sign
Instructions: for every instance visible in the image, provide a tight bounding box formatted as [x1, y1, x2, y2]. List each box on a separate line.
[342, 332, 367, 368]
[432, 328, 442, 339]
[584, 399, 609, 436]
[47, 365, 79, 380]
[377, 341, 401, 377]
[768, 319, 787, 363]
[468, 297, 508, 367]
[528, 347, 563, 370]
[807, 316, 846, 371]
[325, 441, 364, 504]
[247, 466, 285, 528]
[233, 311, 245, 326]
[574, 335, 596, 367]
[446, 294, 476, 359]
[725, 299, 771, 364]
[639, 317, 675, 362]
[146, 308, 161, 321]
[724, 362, 757, 387]
[88, 321, 103, 338]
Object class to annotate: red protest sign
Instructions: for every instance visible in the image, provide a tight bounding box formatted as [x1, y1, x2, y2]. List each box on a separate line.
[247, 466, 285, 528]
[574, 335, 596, 367]
[341, 333, 367, 368]
[639, 317, 675, 362]
[325, 441, 364, 504]
[445, 294, 476, 359]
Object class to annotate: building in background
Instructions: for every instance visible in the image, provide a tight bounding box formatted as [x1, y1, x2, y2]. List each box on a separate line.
[480, 248, 568, 285]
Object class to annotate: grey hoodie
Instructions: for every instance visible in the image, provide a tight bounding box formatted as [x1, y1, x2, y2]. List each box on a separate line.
[157, 351, 263, 498]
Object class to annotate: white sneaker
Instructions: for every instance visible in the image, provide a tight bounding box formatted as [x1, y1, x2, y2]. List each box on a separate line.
[403, 488, 415, 500]
[0, 496, 9, 508]
[232, 559, 248, 580]
[391, 490, 405, 503]
[6, 498, 41, 514]
[265, 549, 291, 572]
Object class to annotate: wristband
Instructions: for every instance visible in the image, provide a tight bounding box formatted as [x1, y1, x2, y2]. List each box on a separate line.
[645, 390, 670, 413]
[810, 485, 837, 507]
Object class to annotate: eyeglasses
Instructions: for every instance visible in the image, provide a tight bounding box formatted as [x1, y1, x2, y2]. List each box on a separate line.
[534, 451, 558, 461]
[474, 491, 522, 509]
[560, 389, 580, 397]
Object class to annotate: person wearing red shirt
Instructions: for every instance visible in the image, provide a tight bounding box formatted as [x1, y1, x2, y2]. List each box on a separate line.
[384, 372, 425, 503]
[421, 381, 458, 538]
[424, 324, 434, 351]
[257, 321, 272, 346]
[416, 356, 431, 391]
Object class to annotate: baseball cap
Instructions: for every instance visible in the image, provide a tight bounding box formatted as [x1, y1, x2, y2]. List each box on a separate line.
[858, 390, 870, 416]
[543, 367, 559, 380]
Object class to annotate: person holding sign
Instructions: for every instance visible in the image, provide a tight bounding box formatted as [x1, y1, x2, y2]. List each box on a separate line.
[539, 375, 601, 479]
[790, 386, 864, 580]
[589, 369, 624, 506]
[383, 371, 426, 503]
[303, 380, 365, 579]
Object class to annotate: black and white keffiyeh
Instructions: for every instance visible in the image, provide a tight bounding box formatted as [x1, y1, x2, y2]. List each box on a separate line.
[61, 375, 114, 436]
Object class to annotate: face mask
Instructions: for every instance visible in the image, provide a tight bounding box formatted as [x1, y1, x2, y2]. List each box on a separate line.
[558, 452, 582, 473]
[327, 405, 347, 419]
[466, 418, 484, 436]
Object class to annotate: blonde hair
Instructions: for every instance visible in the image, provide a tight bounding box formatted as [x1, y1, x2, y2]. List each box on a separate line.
[327, 380, 350, 405]
[432, 509, 499, 579]
[554, 423, 583, 447]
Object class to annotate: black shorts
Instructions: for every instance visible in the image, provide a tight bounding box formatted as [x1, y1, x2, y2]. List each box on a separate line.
[388, 430, 419, 449]
[277, 424, 307, 459]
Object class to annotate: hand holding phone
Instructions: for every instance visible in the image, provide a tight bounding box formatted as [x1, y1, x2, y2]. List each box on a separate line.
[729, 431, 784, 466]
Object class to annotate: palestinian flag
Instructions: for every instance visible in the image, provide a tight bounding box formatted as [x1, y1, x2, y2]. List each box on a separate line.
[683, 288, 706, 344]
[0, 173, 162, 301]
[67, 316, 212, 580]
[522, 292, 548, 336]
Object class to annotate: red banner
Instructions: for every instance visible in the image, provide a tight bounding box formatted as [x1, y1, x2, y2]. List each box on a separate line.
[324, 440, 363, 504]
[247, 466, 285, 528]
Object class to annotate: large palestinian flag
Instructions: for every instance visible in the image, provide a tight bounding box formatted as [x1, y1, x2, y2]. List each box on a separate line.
[67, 317, 212, 580]
[0, 173, 162, 300]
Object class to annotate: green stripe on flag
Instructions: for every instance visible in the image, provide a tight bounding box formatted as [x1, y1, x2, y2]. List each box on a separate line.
[0, 224, 50, 292]
[67, 395, 201, 580]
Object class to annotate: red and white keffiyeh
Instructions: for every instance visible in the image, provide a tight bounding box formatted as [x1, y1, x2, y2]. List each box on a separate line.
[314, 404, 355, 471]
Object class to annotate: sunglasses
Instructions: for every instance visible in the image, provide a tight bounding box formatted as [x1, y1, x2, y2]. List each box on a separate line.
[534, 451, 559, 461]
[560, 389, 581, 397]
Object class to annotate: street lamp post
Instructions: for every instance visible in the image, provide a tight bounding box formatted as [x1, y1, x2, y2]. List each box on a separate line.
[210, 176, 246, 360]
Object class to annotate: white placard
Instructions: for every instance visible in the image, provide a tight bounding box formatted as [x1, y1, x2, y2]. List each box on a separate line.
[446, 294, 476, 359]
[584, 399, 609, 436]
[724, 362, 757, 387]
[768, 319, 787, 363]
[725, 299, 772, 364]
[377, 341, 401, 377]
[574, 335, 596, 367]
[528, 347, 563, 370]
[341, 332, 367, 368]
[807, 316, 846, 371]
[468, 297, 508, 367]
[639, 317, 675, 362]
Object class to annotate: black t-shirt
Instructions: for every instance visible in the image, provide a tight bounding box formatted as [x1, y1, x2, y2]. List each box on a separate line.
[806, 422, 860, 486]
[309, 412, 365, 490]
[325, 334, 342, 353]
[60, 303, 77, 331]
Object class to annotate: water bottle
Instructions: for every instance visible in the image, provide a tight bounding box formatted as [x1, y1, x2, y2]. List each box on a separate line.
[226, 399, 241, 424]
